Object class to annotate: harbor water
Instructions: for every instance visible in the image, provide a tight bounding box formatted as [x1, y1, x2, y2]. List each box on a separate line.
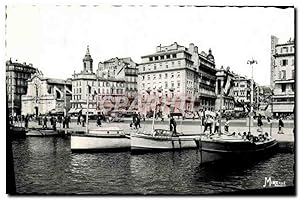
[11, 136, 294, 195]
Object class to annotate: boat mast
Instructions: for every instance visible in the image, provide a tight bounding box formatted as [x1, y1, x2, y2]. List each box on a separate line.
[86, 84, 89, 134]
[218, 78, 223, 135]
[64, 81, 66, 117]
[152, 98, 156, 133]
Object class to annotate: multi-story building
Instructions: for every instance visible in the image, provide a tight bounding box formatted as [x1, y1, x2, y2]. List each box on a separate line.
[138, 42, 217, 116]
[21, 71, 72, 116]
[97, 57, 138, 103]
[257, 85, 273, 111]
[271, 36, 295, 116]
[232, 73, 259, 112]
[70, 46, 126, 115]
[215, 66, 235, 111]
[6, 59, 37, 115]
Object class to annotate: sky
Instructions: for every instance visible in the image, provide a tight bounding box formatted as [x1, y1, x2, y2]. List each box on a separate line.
[5, 5, 294, 86]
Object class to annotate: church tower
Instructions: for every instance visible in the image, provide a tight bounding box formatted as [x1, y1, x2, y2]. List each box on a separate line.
[83, 45, 93, 73]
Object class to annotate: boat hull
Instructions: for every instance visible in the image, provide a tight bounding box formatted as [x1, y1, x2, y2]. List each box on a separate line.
[131, 133, 200, 153]
[26, 129, 65, 137]
[199, 138, 278, 164]
[71, 134, 131, 152]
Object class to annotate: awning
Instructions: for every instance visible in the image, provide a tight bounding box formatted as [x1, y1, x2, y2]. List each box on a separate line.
[49, 109, 64, 114]
[68, 108, 76, 114]
[68, 108, 82, 114]
[81, 109, 96, 115]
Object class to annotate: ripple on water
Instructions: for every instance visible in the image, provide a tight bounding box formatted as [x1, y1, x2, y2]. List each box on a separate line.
[11, 137, 295, 194]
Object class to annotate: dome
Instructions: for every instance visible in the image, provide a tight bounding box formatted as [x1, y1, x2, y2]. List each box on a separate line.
[207, 48, 214, 62]
[83, 45, 93, 61]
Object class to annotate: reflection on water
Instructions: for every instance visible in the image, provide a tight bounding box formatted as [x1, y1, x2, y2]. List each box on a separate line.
[12, 137, 294, 194]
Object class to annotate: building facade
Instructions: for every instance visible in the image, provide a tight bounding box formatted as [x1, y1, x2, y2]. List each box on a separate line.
[70, 46, 126, 115]
[215, 66, 235, 111]
[138, 42, 217, 116]
[271, 36, 295, 116]
[97, 57, 138, 102]
[6, 59, 37, 115]
[232, 73, 259, 112]
[21, 72, 72, 116]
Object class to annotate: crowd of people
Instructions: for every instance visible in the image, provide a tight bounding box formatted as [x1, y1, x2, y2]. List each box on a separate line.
[9, 110, 287, 135]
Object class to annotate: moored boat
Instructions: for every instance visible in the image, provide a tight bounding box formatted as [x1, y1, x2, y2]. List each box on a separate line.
[26, 128, 65, 137]
[71, 127, 131, 152]
[131, 129, 201, 153]
[199, 134, 278, 164]
[9, 125, 27, 139]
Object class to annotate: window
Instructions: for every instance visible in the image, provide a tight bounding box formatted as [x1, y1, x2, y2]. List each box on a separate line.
[171, 82, 174, 87]
[165, 73, 168, 78]
[160, 55, 164, 60]
[142, 76, 145, 80]
[148, 75, 150, 80]
[292, 70, 295, 79]
[282, 59, 288, 66]
[172, 54, 177, 58]
[155, 56, 159, 60]
[291, 83, 295, 92]
[153, 75, 156, 80]
[149, 57, 153, 61]
[177, 82, 180, 88]
[159, 74, 162, 79]
[282, 84, 286, 92]
[178, 61, 181, 65]
[171, 73, 174, 78]
[165, 82, 168, 89]
[281, 70, 286, 79]
[154, 65, 157, 70]
[166, 54, 170, 59]
[278, 71, 281, 79]
[177, 72, 180, 78]
[143, 66, 145, 71]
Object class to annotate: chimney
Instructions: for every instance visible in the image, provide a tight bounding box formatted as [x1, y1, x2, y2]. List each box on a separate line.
[189, 43, 195, 53]
[194, 46, 198, 53]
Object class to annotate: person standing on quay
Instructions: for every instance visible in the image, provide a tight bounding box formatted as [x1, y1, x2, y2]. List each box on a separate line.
[66, 115, 70, 128]
[278, 117, 284, 134]
[24, 115, 29, 129]
[77, 115, 81, 125]
[257, 114, 263, 132]
[214, 115, 219, 133]
[97, 115, 102, 127]
[81, 115, 85, 127]
[170, 116, 177, 135]
[43, 115, 48, 129]
[224, 118, 230, 133]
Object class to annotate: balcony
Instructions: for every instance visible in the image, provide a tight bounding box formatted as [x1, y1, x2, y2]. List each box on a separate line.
[274, 79, 294, 84]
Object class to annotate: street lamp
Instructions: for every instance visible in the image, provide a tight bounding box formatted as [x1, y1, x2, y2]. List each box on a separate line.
[247, 59, 258, 133]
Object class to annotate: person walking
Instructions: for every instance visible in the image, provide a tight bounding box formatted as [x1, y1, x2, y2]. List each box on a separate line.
[77, 115, 81, 125]
[170, 116, 177, 135]
[224, 118, 230, 133]
[43, 116, 48, 129]
[257, 114, 263, 132]
[136, 115, 141, 129]
[52, 117, 57, 131]
[24, 115, 29, 129]
[214, 116, 219, 133]
[62, 116, 66, 128]
[278, 117, 284, 134]
[68, 115, 71, 128]
[81, 115, 85, 127]
[97, 115, 102, 127]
